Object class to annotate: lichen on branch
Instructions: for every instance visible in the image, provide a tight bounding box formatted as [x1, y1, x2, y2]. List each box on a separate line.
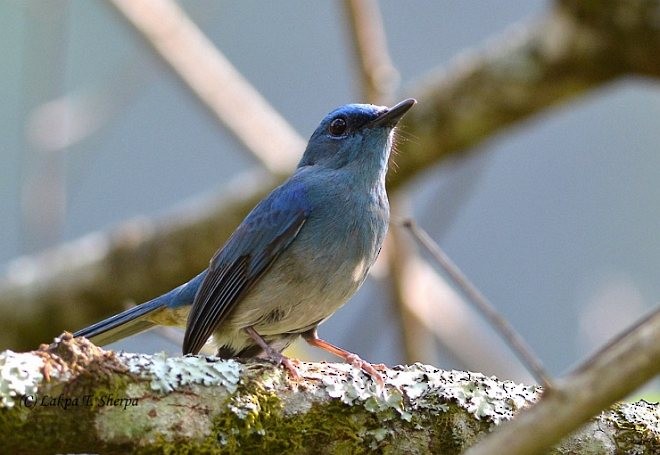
[0, 334, 656, 453]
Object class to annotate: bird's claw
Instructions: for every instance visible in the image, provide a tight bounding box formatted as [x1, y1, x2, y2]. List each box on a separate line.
[345, 353, 385, 389]
[263, 345, 300, 381]
[278, 356, 301, 381]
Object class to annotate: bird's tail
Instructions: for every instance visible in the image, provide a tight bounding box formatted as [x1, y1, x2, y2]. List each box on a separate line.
[74, 271, 205, 347]
[73, 297, 166, 347]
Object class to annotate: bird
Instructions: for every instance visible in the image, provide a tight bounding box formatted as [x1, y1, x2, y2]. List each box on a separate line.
[74, 98, 416, 384]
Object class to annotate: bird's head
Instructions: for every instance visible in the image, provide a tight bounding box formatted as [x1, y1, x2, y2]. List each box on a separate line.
[298, 99, 416, 176]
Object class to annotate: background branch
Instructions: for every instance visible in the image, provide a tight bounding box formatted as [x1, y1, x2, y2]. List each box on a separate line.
[342, 0, 399, 105]
[403, 220, 552, 388]
[466, 307, 660, 455]
[398, 0, 660, 184]
[110, 0, 304, 175]
[0, 170, 280, 349]
[2, 0, 660, 353]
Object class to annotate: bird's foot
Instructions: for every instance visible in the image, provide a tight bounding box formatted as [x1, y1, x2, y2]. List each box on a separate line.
[244, 326, 300, 381]
[263, 345, 300, 381]
[301, 330, 385, 389]
[343, 352, 385, 389]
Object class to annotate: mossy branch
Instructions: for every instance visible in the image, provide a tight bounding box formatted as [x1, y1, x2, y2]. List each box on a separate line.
[0, 334, 657, 454]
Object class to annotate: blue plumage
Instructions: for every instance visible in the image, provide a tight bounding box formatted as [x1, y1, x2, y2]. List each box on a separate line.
[74, 99, 416, 381]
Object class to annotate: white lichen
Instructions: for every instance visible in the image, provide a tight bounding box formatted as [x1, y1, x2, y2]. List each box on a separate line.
[228, 393, 261, 420]
[607, 400, 660, 437]
[284, 362, 539, 425]
[0, 350, 44, 408]
[301, 362, 411, 420]
[386, 364, 539, 425]
[121, 352, 241, 394]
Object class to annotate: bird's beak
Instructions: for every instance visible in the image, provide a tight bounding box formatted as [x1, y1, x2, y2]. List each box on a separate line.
[369, 98, 416, 128]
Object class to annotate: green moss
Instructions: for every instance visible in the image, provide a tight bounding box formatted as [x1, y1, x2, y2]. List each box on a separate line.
[141, 374, 393, 455]
[6, 351, 548, 453]
[142, 378, 478, 455]
[0, 371, 133, 454]
[213, 399, 379, 454]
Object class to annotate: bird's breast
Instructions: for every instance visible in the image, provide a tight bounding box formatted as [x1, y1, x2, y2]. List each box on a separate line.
[221, 177, 389, 338]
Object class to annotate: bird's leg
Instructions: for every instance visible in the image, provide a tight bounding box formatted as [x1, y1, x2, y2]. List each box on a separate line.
[302, 328, 384, 388]
[243, 326, 300, 380]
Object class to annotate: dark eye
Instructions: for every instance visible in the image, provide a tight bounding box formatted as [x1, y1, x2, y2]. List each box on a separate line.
[328, 117, 347, 136]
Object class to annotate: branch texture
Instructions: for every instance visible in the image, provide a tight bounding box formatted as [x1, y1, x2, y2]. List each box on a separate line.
[1, 335, 657, 453]
[466, 308, 660, 455]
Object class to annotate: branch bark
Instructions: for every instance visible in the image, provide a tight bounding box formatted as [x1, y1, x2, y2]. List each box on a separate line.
[2, 0, 660, 350]
[466, 307, 660, 455]
[0, 335, 657, 453]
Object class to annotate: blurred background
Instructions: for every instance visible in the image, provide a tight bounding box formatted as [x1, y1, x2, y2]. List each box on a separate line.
[0, 0, 658, 391]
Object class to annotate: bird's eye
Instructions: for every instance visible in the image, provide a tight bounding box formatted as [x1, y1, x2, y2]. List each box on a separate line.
[328, 117, 347, 136]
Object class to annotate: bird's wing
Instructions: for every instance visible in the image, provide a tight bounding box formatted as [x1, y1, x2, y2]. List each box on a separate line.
[183, 182, 310, 355]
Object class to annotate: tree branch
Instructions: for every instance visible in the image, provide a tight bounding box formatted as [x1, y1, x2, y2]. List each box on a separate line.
[403, 220, 552, 388]
[342, 0, 399, 105]
[109, 0, 304, 174]
[0, 334, 656, 453]
[466, 307, 660, 455]
[397, 0, 660, 184]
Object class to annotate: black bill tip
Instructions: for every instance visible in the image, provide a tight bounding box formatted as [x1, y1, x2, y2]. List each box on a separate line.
[370, 98, 416, 128]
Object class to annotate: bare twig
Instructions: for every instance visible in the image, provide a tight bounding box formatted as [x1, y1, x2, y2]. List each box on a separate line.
[342, 0, 399, 105]
[109, 0, 304, 175]
[465, 307, 660, 455]
[389, 243, 535, 380]
[403, 219, 553, 388]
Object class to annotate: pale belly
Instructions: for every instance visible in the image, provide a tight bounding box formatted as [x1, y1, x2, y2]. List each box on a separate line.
[212, 205, 385, 353]
[229, 254, 368, 333]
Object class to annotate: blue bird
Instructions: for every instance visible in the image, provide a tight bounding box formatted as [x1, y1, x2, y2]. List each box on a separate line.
[74, 98, 416, 383]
